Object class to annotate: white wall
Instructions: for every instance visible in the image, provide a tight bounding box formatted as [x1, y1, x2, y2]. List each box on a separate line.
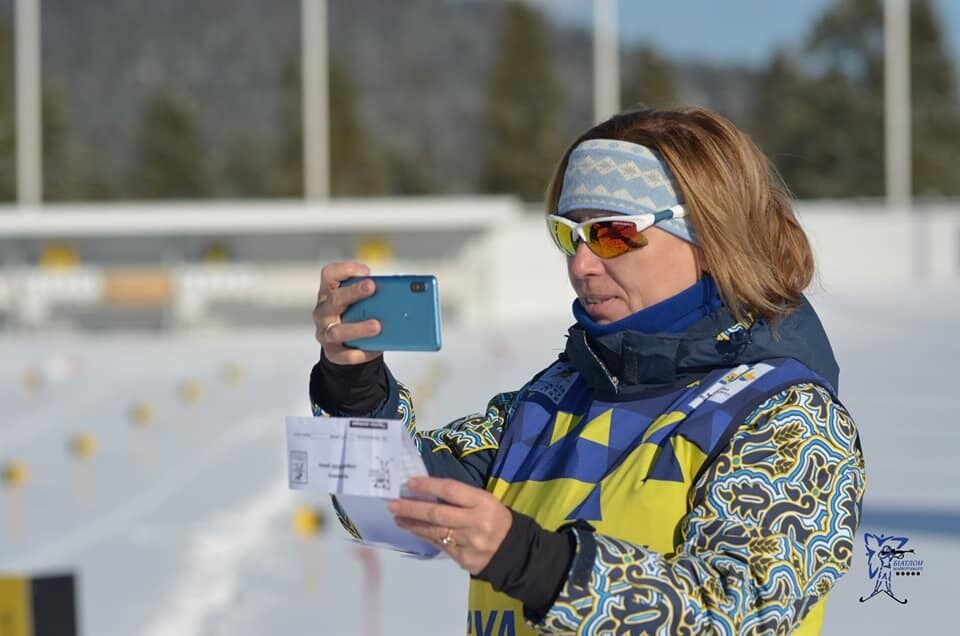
[796, 201, 960, 290]
[2, 198, 958, 328]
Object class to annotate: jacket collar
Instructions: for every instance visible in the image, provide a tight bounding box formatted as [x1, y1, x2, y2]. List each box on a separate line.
[562, 295, 839, 399]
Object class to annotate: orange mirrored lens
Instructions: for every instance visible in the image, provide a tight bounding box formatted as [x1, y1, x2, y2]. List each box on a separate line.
[586, 220, 648, 258]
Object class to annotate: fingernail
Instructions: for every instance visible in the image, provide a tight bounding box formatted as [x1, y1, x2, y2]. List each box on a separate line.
[406, 477, 422, 489]
[387, 501, 399, 513]
[364, 281, 373, 292]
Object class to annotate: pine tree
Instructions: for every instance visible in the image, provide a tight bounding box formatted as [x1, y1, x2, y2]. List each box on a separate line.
[41, 83, 70, 199]
[750, 0, 885, 197]
[750, 54, 820, 195]
[479, 2, 566, 202]
[0, 20, 14, 201]
[807, 0, 885, 94]
[224, 133, 273, 198]
[274, 56, 391, 197]
[751, 0, 960, 198]
[0, 21, 109, 202]
[132, 88, 214, 199]
[382, 147, 434, 195]
[274, 58, 303, 197]
[622, 45, 678, 110]
[751, 54, 886, 198]
[41, 81, 110, 201]
[328, 60, 390, 196]
[909, 0, 960, 196]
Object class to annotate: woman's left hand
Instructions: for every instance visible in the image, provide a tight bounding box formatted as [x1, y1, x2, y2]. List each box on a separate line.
[388, 476, 512, 575]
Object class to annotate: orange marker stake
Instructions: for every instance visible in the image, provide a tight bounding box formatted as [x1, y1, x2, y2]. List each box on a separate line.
[353, 546, 382, 636]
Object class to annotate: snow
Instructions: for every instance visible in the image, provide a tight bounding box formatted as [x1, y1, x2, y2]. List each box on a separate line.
[1, 282, 957, 635]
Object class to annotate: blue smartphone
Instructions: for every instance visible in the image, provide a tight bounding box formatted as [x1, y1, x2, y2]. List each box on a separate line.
[340, 275, 442, 351]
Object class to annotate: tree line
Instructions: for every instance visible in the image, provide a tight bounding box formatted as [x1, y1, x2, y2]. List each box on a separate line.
[0, 0, 958, 203]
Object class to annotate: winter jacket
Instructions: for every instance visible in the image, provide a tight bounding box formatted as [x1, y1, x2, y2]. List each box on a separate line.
[311, 297, 866, 635]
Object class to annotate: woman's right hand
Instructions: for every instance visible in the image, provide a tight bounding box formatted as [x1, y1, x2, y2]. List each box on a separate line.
[313, 261, 383, 365]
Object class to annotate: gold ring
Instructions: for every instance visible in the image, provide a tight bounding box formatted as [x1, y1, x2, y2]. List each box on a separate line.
[321, 321, 337, 337]
[440, 528, 456, 547]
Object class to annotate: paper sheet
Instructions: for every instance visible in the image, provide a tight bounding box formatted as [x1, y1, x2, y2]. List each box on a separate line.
[285, 415, 440, 557]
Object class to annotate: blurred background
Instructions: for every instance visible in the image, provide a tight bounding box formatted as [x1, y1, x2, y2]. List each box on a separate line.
[0, 0, 958, 634]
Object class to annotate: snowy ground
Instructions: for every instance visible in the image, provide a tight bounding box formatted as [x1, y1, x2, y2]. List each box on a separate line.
[1, 283, 958, 635]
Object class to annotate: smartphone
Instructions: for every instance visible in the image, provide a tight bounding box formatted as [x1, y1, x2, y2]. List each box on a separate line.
[340, 275, 442, 351]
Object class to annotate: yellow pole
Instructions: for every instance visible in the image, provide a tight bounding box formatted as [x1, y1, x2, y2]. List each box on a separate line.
[178, 380, 204, 405]
[69, 433, 97, 508]
[129, 402, 156, 472]
[3, 461, 28, 542]
[177, 380, 204, 438]
[4, 490, 23, 542]
[19, 368, 43, 394]
[221, 362, 244, 386]
[292, 505, 326, 595]
[303, 537, 321, 596]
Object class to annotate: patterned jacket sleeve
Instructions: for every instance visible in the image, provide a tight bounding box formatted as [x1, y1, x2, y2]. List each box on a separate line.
[531, 382, 867, 635]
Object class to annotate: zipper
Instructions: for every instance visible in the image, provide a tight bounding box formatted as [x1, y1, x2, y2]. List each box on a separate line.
[581, 330, 620, 394]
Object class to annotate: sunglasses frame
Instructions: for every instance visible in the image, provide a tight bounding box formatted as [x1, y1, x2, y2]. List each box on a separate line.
[546, 204, 687, 258]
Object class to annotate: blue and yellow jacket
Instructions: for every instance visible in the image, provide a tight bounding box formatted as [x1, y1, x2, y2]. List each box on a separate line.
[314, 298, 866, 636]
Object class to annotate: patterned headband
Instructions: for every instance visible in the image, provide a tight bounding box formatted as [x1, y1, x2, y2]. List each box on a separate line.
[556, 139, 699, 245]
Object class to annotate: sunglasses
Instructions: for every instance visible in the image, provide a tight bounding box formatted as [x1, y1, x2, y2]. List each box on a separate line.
[546, 205, 687, 258]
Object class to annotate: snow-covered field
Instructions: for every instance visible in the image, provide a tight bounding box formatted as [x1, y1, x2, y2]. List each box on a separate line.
[2, 283, 958, 635]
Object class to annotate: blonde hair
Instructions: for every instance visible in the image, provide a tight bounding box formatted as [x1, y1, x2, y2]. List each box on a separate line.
[546, 107, 814, 324]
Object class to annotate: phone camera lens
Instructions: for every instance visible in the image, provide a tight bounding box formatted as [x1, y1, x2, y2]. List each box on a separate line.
[410, 281, 426, 293]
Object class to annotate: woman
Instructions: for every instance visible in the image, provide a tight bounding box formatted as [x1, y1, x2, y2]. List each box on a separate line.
[311, 108, 866, 635]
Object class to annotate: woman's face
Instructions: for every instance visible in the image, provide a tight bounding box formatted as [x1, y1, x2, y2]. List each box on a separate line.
[566, 210, 702, 323]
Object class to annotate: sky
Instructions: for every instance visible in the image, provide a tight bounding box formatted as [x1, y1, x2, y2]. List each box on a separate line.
[527, 0, 960, 68]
